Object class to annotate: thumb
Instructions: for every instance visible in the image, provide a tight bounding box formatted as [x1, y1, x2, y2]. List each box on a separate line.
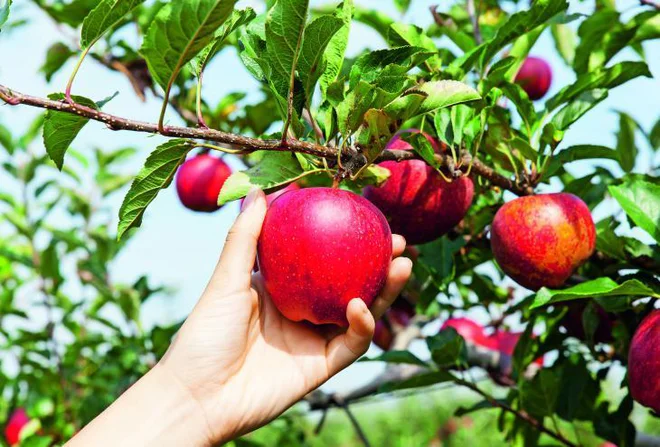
[208, 188, 267, 294]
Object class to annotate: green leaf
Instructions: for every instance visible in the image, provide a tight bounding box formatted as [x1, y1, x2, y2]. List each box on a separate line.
[360, 350, 428, 367]
[353, 6, 393, 41]
[40, 241, 62, 284]
[427, 328, 467, 367]
[520, 369, 559, 417]
[349, 46, 432, 88]
[609, 178, 660, 242]
[81, 0, 145, 49]
[531, 278, 660, 309]
[406, 132, 439, 169]
[615, 111, 638, 173]
[117, 139, 191, 239]
[40, 42, 76, 82]
[319, 0, 352, 95]
[298, 15, 344, 107]
[388, 23, 441, 70]
[650, 118, 660, 150]
[218, 151, 309, 205]
[378, 371, 453, 393]
[573, 10, 619, 74]
[140, 0, 238, 90]
[384, 80, 480, 120]
[551, 22, 576, 65]
[542, 144, 618, 179]
[0, 0, 11, 29]
[547, 61, 651, 111]
[500, 83, 535, 133]
[191, 8, 256, 76]
[0, 121, 14, 154]
[34, 0, 97, 27]
[264, 0, 310, 104]
[550, 89, 608, 131]
[42, 94, 101, 170]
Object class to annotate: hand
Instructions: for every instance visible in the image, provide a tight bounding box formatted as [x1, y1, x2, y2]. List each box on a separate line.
[159, 188, 413, 444]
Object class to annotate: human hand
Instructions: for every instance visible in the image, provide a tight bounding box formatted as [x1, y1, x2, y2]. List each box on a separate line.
[158, 188, 412, 444]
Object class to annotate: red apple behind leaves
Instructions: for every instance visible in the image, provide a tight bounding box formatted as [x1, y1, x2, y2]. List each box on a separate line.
[490, 193, 596, 290]
[515, 56, 553, 100]
[628, 310, 660, 413]
[175, 153, 232, 212]
[4, 408, 30, 446]
[364, 130, 474, 245]
[257, 187, 392, 326]
[441, 318, 494, 349]
[373, 297, 416, 350]
[488, 331, 543, 366]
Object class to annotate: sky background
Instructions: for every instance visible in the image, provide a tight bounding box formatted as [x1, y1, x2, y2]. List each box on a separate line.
[0, 0, 658, 394]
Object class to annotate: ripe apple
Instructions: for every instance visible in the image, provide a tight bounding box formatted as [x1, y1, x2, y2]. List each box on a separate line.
[373, 297, 416, 350]
[490, 193, 596, 290]
[4, 408, 29, 446]
[628, 310, 660, 413]
[488, 331, 544, 366]
[175, 153, 232, 212]
[514, 56, 553, 100]
[364, 130, 474, 245]
[441, 318, 494, 349]
[257, 187, 392, 326]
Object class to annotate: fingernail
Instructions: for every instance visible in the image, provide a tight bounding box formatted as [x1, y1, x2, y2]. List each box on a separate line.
[241, 188, 260, 212]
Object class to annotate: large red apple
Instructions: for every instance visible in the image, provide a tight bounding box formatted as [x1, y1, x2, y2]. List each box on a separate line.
[364, 130, 474, 245]
[490, 193, 596, 290]
[441, 318, 494, 349]
[257, 187, 392, 326]
[175, 153, 232, 212]
[514, 56, 552, 100]
[628, 310, 660, 413]
[4, 408, 29, 446]
[373, 297, 415, 350]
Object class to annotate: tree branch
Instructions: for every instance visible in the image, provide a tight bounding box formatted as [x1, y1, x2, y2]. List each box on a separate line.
[0, 84, 534, 196]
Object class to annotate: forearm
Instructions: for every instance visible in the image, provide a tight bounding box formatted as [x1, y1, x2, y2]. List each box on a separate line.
[66, 363, 213, 447]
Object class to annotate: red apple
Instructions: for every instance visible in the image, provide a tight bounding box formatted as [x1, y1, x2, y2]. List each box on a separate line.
[441, 318, 494, 349]
[175, 153, 232, 212]
[257, 187, 392, 326]
[628, 310, 660, 413]
[373, 297, 416, 350]
[4, 408, 29, 446]
[490, 193, 596, 290]
[488, 331, 544, 366]
[514, 56, 552, 100]
[364, 130, 474, 245]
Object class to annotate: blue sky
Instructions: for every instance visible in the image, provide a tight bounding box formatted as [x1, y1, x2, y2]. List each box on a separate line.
[0, 0, 658, 392]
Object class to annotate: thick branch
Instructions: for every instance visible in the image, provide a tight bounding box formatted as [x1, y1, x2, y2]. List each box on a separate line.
[0, 84, 534, 195]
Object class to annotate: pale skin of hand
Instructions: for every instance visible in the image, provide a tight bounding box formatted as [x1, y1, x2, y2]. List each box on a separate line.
[66, 189, 412, 447]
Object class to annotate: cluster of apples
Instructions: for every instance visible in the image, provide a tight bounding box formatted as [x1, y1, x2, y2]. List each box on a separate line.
[171, 57, 658, 413]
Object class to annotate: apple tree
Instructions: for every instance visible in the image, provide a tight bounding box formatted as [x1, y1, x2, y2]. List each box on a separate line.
[0, 0, 659, 446]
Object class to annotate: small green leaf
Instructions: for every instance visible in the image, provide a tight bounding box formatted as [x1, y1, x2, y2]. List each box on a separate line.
[615, 111, 638, 173]
[551, 22, 576, 65]
[360, 350, 428, 367]
[500, 83, 535, 133]
[140, 0, 238, 90]
[81, 0, 145, 49]
[0, 0, 11, 29]
[531, 277, 660, 309]
[547, 61, 651, 111]
[650, 118, 660, 150]
[40, 42, 76, 82]
[319, 0, 352, 95]
[388, 23, 441, 70]
[427, 328, 467, 367]
[406, 132, 439, 169]
[43, 94, 104, 170]
[349, 46, 432, 89]
[542, 144, 618, 179]
[551, 89, 608, 131]
[520, 369, 560, 417]
[385, 80, 480, 119]
[218, 151, 309, 205]
[609, 178, 660, 242]
[353, 6, 393, 41]
[117, 139, 191, 239]
[0, 121, 14, 154]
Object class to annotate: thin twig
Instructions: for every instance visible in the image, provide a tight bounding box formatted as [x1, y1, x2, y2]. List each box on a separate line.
[342, 404, 371, 447]
[466, 0, 483, 44]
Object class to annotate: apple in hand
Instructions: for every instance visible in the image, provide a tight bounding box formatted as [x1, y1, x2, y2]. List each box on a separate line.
[364, 129, 474, 245]
[4, 408, 30, 446]
[490, 193, 596, 290]
[514, 56, 553, 100]
[373, 297, 416, 350]
[176, 153, 232, 212]
[628, 310, 660, 413]
[258, 187, 392, 326]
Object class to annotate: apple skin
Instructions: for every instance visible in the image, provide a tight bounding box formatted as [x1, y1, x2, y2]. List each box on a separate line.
[364, 130, 474, 245]
[490, 193, 596, 291]
[373, 297, 416, 350]
[514, 56, 553, 100]
[628, 310, 660, 413]
[175, 153, 232, 212]
[4, 408, 29, 446]
[441, 318, 494, 349]
[257, 187, 392, 326]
